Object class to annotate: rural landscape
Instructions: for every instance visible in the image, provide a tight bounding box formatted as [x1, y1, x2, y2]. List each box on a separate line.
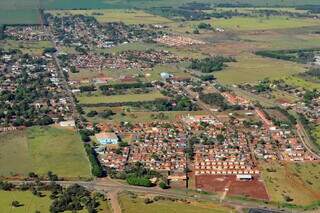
[0, 0, 320, 212]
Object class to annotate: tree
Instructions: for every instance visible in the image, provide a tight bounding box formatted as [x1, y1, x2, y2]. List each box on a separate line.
[159, 182, 170, 189]
[11, 200, 21, 207]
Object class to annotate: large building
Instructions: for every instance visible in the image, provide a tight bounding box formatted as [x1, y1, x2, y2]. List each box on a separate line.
[95, 132, 119, 145]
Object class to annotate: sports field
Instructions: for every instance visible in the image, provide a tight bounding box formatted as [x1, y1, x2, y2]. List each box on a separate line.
[119, 191, 235, 213]
[261, 162, 320, 205]
[0, 126, 91, 178]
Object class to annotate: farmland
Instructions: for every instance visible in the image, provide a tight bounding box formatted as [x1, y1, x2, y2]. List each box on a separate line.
[0, 126, 91, 178]
[119, 191, 235, 213]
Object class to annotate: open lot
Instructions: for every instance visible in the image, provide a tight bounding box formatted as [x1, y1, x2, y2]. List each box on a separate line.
[0, 126, 91, 178]
[261, 162, 320, 205]
[195, 175, 269, 200]
[119, 191, 234, 213]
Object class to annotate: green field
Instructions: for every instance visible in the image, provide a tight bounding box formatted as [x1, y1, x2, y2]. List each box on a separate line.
[0, 191, 51, 213]
[261, 162, 320, 205]
[50, 9, 173, 25]
[283, 76, 320, 90]
[84, 106, 207, 124]
[0, 126, 91, 178]
[311, 125, 320, 148]
[211, 16, 320, 31]
[215, 54, 305, 84]
[77, 91, 165, 104]
[119, 191, 234, 213]
[0, 190, 111, 213]
[0, 40, 53, 55]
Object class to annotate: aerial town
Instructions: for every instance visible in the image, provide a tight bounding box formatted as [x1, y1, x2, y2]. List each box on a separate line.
[0, 1, 320, 213]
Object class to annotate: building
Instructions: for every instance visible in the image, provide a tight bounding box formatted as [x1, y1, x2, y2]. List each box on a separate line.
[95, 132, 119, 145]
[59, 120, 76, 127]
[236, 174, 253, 181]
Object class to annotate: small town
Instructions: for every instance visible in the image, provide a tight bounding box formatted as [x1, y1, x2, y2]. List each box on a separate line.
[0, 1, 320, 213]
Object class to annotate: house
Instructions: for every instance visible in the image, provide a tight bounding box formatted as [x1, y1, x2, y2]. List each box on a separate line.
[95, 132, 119, 145]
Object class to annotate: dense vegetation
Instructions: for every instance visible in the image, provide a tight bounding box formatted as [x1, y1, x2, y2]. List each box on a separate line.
[84, 144, 104, 177]
[107, 162, 159, 187]
[256, 48, 320, 64]
[190, 56, 235, 73]
[199, 93, 229, 110]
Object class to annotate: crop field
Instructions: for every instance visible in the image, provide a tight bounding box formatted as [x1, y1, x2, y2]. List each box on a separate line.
[0, 126, 91, 178]
[50, 9, 173, 25]
[0, 40, 53, 55]
[77, 91, 165, 104]
[119, 191, 235, 213]
[214, 54, 305, 85]
[261, 162, 320, 205]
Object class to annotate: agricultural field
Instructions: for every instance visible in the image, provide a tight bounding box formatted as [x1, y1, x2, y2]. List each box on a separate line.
[50, 9, 173, 25]
[0, 126, 91, 178]
[119, 191, 235, 213]
[0, 190, 111, 213]
[77, 91, 165, 105]
[261, 162, 320, 206]
[214, 54, 305, 85]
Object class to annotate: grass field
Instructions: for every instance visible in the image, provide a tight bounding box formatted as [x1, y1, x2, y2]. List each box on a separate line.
[50, 9, 173, 25]
[311, 125, 320, 148]
[119, 191, 235, 213]
[0, 191, 51, 213]
[84, 106, 206, 124]
[77, 91, 165, 104]
[211, 16, 320, 31]
[0, 190, 111, 213]
[261, 162, 320, 205]
[283, 76, 320, 90]
[0, 126, 91, 178]
[0, 40, 52, 55]
[215, 54, 305, 84]
[241, 32, 320, 50]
